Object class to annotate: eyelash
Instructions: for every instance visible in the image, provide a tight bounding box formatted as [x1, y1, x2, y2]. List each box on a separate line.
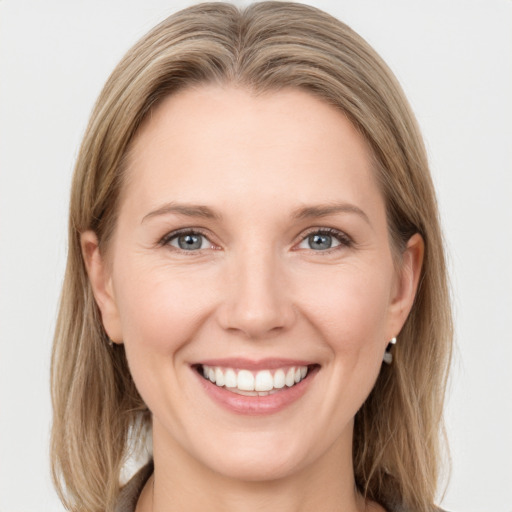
[158, 227, 353, 254]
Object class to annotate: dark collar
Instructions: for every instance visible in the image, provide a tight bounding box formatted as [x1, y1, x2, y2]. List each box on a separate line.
[115, 460, 154, 512]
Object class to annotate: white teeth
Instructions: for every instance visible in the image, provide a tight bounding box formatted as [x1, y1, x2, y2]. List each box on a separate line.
[274, 369, 285, 389]
[200, 364, 310, 393]
[233, 389, 258, 396]
[254, 370, 273, 391]
[215, 367, 225, 387]
[285, 367, 295, 387]
[237, 370, 255, 391]
[224, 368, 237, 388]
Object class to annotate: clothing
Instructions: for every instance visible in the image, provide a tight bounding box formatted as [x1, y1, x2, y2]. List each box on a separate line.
[115, 461, 154, 512]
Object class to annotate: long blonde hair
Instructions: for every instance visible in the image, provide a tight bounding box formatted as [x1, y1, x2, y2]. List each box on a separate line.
[51, 3, 452, 511]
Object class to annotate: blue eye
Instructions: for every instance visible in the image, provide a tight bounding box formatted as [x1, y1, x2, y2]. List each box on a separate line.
[165, 231, 211, 251]
[307, 233, 339, 250]
[161, 228, 350, 253]
[297, 229, 350, 251]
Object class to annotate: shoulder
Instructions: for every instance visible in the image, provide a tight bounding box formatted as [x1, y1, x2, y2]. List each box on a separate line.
[114, 460, 154, 512]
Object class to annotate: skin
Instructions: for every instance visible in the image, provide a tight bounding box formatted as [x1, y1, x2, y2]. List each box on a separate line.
[82, 85, 423, 512]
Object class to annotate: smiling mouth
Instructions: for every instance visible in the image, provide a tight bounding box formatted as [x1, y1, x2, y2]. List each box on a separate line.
[195, 364, 319, 397]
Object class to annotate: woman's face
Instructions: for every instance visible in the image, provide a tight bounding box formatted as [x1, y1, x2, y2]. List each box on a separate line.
[83, 85, 421, 482]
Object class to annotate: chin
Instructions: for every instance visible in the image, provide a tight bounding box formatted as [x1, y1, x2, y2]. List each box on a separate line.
[207, 453, 303, 482]
[191, 431, 310, 482]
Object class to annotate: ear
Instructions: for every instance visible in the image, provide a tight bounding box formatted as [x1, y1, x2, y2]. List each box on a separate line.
[387, 233, 424, 338]
[81, 231, 123, 343]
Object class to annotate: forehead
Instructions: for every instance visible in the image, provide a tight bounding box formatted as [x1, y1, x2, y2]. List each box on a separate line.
[122, 85, 384, 221]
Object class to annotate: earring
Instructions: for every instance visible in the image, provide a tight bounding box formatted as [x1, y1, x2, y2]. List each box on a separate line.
[383, 337, 397, 364]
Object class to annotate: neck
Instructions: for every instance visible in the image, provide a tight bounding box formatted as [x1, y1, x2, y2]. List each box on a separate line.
[137, 421, 371, 512]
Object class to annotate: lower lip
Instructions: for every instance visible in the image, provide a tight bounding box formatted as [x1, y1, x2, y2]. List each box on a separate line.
[194, 367, 318, 415]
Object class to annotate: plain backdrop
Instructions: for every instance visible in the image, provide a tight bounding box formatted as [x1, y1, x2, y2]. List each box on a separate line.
[1, 1, 511, 511]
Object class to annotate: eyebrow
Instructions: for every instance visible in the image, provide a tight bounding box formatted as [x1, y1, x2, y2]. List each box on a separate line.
[291, 202, 371, 225]
[141, 202, 222, 223]
[141, 201, 370, 225]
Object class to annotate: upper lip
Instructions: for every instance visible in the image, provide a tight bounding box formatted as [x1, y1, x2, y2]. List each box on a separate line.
[193, 358, 317, 371]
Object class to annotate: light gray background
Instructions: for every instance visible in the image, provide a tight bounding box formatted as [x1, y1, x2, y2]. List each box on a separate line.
[1, 1, 511, 511]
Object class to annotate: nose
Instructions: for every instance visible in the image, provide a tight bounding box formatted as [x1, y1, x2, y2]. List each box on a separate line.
[217, 248, 296, 339]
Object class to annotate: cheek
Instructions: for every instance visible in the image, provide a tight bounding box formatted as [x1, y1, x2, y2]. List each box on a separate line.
[295, 261, 393, 352]
[293, 260, 393, 417]
[112, 259, 217, 355]
[110, 258, 222, 419]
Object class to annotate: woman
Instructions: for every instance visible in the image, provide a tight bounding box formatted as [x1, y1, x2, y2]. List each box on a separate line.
[50, 2, 452, 511]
